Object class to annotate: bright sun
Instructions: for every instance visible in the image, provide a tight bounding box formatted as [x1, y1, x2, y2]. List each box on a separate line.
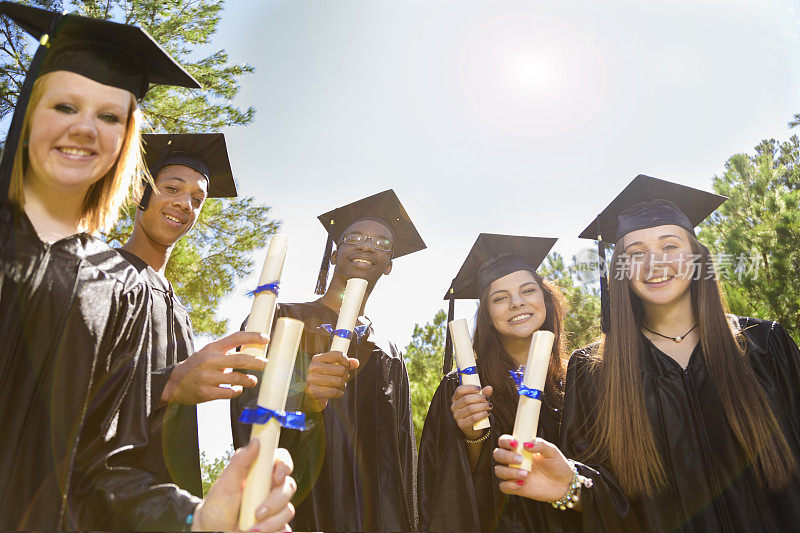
[459, 13, 607, 136]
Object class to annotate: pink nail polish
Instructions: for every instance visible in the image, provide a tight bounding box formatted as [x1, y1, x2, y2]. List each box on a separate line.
[516, 479, 525, 486]
[510, 439, 518, 447]
[523, 441, 534, 449]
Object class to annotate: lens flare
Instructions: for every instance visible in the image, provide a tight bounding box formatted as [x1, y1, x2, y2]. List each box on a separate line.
[459, 13, 608, 136]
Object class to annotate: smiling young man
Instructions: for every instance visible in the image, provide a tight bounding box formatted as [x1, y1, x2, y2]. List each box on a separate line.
[119, 133, 267, 496]
[231, 189, 426, 532]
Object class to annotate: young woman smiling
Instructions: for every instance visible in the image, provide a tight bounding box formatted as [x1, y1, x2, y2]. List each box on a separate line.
[493, 175, 800, 532]
[418, 234, 602, 532]
[0, 5, 295, 531]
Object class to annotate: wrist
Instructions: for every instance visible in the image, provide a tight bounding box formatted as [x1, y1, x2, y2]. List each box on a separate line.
[160, 374, 177, 405]
[550, 459, 593, 511]
[464, 428, 491, 445]
[189, 503, 203, 531]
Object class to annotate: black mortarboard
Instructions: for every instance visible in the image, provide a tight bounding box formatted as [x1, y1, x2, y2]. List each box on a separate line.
[0, 1, 200, 197]
[579, 174, 727, 333]
[314, 189, 426, 294]
[140, 133, 237, 208]
[441, 233, 557, 374]
[0, 2, 199, 98]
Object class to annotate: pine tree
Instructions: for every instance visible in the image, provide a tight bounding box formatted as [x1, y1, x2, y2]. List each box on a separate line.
[700, 136, 800, 341]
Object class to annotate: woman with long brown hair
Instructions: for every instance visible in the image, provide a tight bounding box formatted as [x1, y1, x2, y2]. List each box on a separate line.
[0, 4, 296, 530]
[493, 175, 800, 532]
[419, 233, 621, 531]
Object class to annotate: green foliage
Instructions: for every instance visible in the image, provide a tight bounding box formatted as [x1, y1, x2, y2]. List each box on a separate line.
[699, 136, 800, 342]
[540, 252, 602, 354]
[405, 309, 447, 448]
[200, 447, 233, 497]
[1, 1, 278, 335]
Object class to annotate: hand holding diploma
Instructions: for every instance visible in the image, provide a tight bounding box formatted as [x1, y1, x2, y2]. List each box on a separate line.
[161, 235, 289, 407]
[492, 435, 577, 508]
[449, 318, 491, 431]
[161, 331, 268, 406]
[303, 278, 368, 412]
[451, 384, 493, 441]
[509, 330, 555, 471]
[192, 440, 296, 532]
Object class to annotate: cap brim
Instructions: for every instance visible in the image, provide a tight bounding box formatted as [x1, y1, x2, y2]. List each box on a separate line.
[445, 233, 558, 300]
[579, 174, 727, 242]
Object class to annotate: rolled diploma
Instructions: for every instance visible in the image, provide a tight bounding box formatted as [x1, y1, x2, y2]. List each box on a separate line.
[510, 330, 555, 471]
[241, 234, 289, 357]
[239, 317, 304, 531]
[449, 319, 490, 431]
[329, 277, 369, 354]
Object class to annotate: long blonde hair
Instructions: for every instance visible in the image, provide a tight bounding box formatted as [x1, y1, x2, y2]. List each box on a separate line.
[8, 72, 148, 233]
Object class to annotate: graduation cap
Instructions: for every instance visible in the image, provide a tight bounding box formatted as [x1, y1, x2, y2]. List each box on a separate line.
[0, 1, 200, 197]
[579, 174, 727, 333]
[441, 233, 557, 374]
[140, 133, 237, 209]
[314, 189, 426, 294]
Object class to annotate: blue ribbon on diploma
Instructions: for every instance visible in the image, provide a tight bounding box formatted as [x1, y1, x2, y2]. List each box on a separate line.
[247, 282, 280, 297]
[509, 368, 543, 400]
[457, 365, 478, 385]
[318, 323, 369, 341]
[238, 406, 306, 430]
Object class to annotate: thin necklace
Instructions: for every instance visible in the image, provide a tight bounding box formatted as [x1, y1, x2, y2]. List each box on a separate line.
[642, 323, 697, 343]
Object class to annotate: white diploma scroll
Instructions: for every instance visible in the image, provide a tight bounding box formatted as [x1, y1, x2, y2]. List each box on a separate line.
[329, 277, 369, 354]
[449, 318, 490, 431]
[241, 234, 290, 358]
[510, 330, 555, 471]
[239, 317, 304, 531]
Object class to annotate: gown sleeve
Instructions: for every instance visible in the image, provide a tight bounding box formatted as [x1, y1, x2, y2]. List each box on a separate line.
[764, 322, 800, 414]
[418, 375, 484, 531]
[561, 351, 641, 533]
[70, 283, 199, 530]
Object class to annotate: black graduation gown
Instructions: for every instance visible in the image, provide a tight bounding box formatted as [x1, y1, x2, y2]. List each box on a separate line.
[0, 201, 199, 530]
[231, 300, 419, 532]
[562, 316, 800, 533]
[418, 371, 577, 532]
[117, 249, 203, 498]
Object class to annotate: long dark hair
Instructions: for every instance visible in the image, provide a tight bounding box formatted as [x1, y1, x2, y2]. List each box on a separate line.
[472, 271, 567, 434]
[582, 233, 797, 497]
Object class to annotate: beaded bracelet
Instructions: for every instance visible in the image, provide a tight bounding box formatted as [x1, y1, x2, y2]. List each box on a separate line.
[465, 428, 491, 444]
[550, 460, 593, 510]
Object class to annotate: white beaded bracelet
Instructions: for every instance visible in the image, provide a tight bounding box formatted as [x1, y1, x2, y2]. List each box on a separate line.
[550, 460, 593, 510]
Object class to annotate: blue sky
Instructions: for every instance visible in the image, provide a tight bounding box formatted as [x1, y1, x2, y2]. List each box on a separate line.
[183, 0, 800, 458]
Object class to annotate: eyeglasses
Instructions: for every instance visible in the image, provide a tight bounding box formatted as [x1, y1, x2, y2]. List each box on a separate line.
[340, 232, 393, 252]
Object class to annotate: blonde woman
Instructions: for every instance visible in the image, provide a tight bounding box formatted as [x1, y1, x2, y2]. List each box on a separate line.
[0, 4, 295, 531]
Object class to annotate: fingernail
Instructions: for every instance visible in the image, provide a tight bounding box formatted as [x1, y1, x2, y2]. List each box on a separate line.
[488, 402, 493, 409]
[523, 441, 534, 449]
[475, 386, 481, 391]
[515, 455, 524, 463]
[516, 479, 525, 486]
[510, 439, 518, 447]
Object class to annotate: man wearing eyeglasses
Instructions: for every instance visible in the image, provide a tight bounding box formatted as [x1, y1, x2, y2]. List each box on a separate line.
[231, 190, 426, 532]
